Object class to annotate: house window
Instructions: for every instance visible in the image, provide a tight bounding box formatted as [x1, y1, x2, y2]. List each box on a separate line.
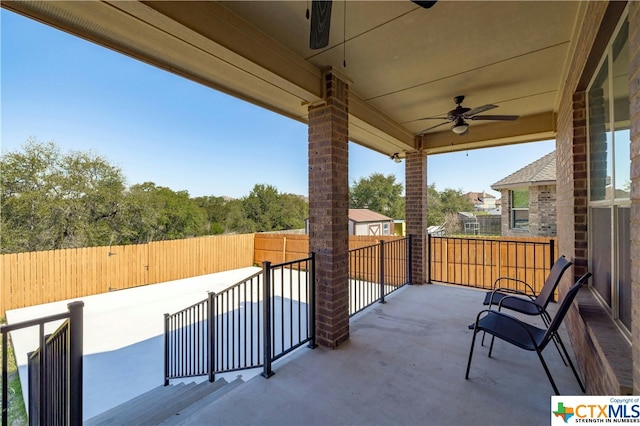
[383, 222, 389, 235]
[587, 14, 631, 335]
[510, 189, 529, 229]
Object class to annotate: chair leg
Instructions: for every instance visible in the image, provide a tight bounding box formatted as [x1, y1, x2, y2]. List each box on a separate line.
[553, 332, 586, 393]
[542, 311, 568, 366]
[465, 329, 479, 380]
[536, 350, 560, 395]
[489, 335, 496, 357]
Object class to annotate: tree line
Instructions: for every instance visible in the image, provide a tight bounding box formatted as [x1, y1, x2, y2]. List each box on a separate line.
[1, 139, 473, 254]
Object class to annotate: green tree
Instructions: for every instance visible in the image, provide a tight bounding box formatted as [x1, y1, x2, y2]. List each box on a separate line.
[278, 193, 308, 230]
[427, 183, 444, 226]
[1, 139, 126, 252]
[349, 173, 404, 219]
[243, 184, 281, 231]
[225, 198, 256, 233]
[123, 182, 205, 242]
[193, 195, 230, 235]
[426, 184, 474, 227]
[224, 185, 308, 233]
[440, 188, 474, 214]
[238, 184, 308, 232]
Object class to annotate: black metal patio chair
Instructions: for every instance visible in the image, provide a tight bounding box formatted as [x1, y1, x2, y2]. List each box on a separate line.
[481, 255, 572, 363]
[483, 255, 571, 318]
[465, 272, 591, 395]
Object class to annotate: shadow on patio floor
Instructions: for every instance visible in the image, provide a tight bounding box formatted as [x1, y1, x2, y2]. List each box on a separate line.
[177, 283, 583, 426]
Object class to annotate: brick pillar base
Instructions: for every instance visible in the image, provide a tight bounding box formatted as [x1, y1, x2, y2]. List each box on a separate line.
[405, 143, 427, 285]
[308, 69, 350, 348]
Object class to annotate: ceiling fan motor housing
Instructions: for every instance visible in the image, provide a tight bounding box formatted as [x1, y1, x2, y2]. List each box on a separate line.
[448, 106, 470, 120]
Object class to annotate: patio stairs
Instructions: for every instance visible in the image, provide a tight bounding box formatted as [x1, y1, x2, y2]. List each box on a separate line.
[84, 377, 244, 425]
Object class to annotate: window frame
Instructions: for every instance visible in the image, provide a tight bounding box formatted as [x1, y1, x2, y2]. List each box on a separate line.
[586, 11, 631, 340]
[509, 188, 529, 230]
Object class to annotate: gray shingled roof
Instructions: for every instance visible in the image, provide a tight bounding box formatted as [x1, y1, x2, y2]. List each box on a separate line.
[491, 150, 556, 190]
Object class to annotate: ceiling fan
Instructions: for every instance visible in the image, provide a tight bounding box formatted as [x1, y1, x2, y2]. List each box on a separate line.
[417, 95, 520, 136]
[309, 1, 437, 50]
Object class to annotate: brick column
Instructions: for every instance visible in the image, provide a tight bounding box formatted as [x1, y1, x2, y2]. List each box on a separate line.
[405, 140, 427, 284]
[571, 92, 589, 278]
[308, 69, 350, 348]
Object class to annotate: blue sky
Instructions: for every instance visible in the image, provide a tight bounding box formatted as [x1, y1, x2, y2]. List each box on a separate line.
[1, 10, 555, 199]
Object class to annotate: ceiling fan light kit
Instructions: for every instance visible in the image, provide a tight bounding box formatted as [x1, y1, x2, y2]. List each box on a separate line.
[418, 95, 520, 136]
[451, 118, 469, 135]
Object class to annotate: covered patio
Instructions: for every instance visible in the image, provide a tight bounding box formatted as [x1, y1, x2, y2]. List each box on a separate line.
[161, 282, 580, 425]
[2, 0, 637, 411]
[8, 270, 581, 424]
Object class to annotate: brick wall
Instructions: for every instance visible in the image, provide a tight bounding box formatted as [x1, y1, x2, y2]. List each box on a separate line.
[308, 70, 350, 348]
[556, 1, 631, 395]
[531, 185, 557, 237]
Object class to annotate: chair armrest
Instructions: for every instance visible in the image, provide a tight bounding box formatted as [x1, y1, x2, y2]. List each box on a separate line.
[486, 286, 535, 306]
[493, 276, 537, 295]
[496, 294, 542, 313]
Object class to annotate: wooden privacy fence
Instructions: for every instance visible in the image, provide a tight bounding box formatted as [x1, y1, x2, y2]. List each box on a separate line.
[1, 232, 557, 317]
[253, 234, 403, 265]
[0, 234, 254, 316]
[428, 235, 557, 295]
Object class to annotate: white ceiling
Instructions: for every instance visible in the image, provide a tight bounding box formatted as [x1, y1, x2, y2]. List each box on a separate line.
[2, 1, 586, 157]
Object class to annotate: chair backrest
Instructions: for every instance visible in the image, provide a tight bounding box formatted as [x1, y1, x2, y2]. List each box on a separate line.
[540, 272, 592, 350]
[534, 255, 572, 308]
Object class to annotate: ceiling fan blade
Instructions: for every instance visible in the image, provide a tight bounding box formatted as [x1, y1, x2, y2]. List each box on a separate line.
[412, 1, 438, 9]
[470, 115, 520, 121]
[463, 104, 497, 117]
[417, 121, 450, 134]
[416, 116, 449, 121]
[309, 0, 332, 50]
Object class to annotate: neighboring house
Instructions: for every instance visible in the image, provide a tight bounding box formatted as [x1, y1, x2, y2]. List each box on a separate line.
[305, 209, 395, 236]
[464, 191, 497, 211]
[491, 151, 556, 237]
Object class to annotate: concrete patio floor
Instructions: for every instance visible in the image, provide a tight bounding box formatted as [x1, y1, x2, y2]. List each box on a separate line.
[177, 283, 584, 426]
[7, 271, 584, 425]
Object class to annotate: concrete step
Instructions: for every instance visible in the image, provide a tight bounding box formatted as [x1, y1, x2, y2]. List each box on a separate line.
[84, 379, 229, 426]
[84, 382, 190, 425]
[160, 377, 245, 425]
[142, 378, 236, 425]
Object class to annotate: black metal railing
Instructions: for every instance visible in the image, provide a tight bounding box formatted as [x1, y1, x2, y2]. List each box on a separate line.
[164, 297, 210, 383]
[165, 254, 316, 384]
[348, 237, 411, 317]
[1, 301, 83, 426]
[428, 235, 555, 295]
[262, 255, 316, 377]
[212, 270, 265, 378]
